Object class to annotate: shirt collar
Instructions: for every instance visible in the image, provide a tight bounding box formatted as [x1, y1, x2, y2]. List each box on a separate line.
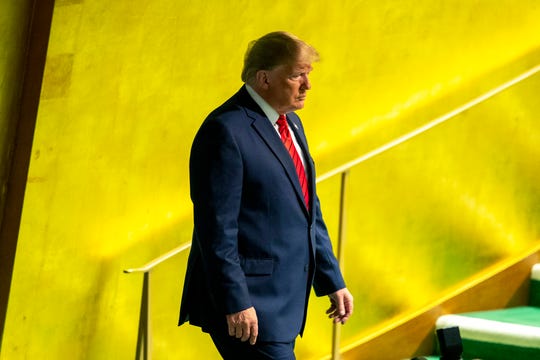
[245, 84, 281, 125]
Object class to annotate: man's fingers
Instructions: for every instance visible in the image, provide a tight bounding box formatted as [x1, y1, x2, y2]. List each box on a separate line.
[228, 322, 235, 337]
[236, 325, 244, 339]
[328, 288, 354, 324]
[249, 323, 258, 345]
[326, 303, 336, 315]
[336, 295, 354, 324]
[226, 307, 258, 343]
[336, 297, 345, 316]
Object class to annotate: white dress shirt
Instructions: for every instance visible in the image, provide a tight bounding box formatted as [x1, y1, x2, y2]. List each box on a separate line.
[245, 84, 307, 167]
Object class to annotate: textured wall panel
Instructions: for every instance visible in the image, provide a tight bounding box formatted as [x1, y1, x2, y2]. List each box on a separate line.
[2, 0, 540, 359]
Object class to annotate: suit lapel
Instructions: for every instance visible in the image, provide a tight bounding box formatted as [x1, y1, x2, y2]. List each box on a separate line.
[234, 86, 311, 217]
[248, 113, 310, 216]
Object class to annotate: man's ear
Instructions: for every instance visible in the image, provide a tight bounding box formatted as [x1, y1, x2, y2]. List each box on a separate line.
[255, 70, 269, 89]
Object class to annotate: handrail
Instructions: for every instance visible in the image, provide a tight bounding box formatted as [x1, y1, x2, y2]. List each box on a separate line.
[124, 63, 540, 360]
[124, 64, 540, 274]
[123, 241, 192, 274]
[316, 63, 540, 183]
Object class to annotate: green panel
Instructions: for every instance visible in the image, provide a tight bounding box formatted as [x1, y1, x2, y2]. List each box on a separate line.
[463, 306, 540, 327]
[462, 338, 540, 360]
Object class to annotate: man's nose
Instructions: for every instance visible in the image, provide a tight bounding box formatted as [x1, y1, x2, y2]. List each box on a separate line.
[302, 74, 311, 90]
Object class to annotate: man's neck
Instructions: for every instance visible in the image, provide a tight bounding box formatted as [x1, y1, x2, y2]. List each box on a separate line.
[245, 84, 280, 123]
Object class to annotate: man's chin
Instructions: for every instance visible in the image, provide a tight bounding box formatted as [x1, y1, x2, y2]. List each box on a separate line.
[282, 101, 305, 113]
[294, 100, 306, 110]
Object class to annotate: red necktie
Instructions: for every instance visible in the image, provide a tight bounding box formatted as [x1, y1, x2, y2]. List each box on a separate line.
[277, 115, 310, 208]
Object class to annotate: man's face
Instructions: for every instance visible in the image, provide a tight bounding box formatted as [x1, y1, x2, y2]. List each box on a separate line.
[263, 60, 313, 114]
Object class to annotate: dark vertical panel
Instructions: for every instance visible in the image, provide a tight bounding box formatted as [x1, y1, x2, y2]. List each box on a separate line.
[0, 0, 56, 348]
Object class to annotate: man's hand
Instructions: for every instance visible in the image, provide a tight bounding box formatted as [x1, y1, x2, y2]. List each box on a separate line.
[326, 288, 353, 324]
[226, 306, 258, 345]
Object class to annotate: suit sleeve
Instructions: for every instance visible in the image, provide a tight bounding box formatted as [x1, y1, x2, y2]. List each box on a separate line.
[311, 194, 346, 296]
[189, 118, 252, 315]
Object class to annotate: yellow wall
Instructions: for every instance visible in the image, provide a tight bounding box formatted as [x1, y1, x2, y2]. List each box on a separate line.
[2, 0, 540, 359]
[334, 74, 540, 349]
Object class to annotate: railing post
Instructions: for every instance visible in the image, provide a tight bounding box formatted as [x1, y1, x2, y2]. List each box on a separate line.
[332, 170, 349, 360]
[124, 242, 191, 360]
[135, 271, 151, 360]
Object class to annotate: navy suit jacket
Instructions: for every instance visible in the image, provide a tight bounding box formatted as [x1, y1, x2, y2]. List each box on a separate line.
[179, 86, 345, 342]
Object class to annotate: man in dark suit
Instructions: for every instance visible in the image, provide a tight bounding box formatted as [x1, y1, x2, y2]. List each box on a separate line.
[179, 31, 353, 359]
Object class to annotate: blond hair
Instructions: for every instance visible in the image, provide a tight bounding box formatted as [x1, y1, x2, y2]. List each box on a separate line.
[241, 31, 319, 84]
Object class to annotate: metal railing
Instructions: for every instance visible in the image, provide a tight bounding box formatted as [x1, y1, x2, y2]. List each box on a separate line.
[124, 242, 192, 360]
[124, 63, 540, 360]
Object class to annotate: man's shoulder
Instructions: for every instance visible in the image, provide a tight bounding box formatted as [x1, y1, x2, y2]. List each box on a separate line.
[204, 104, 249, 131]
[208, 100, 246, 120]
[205, 87, 262, 126]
